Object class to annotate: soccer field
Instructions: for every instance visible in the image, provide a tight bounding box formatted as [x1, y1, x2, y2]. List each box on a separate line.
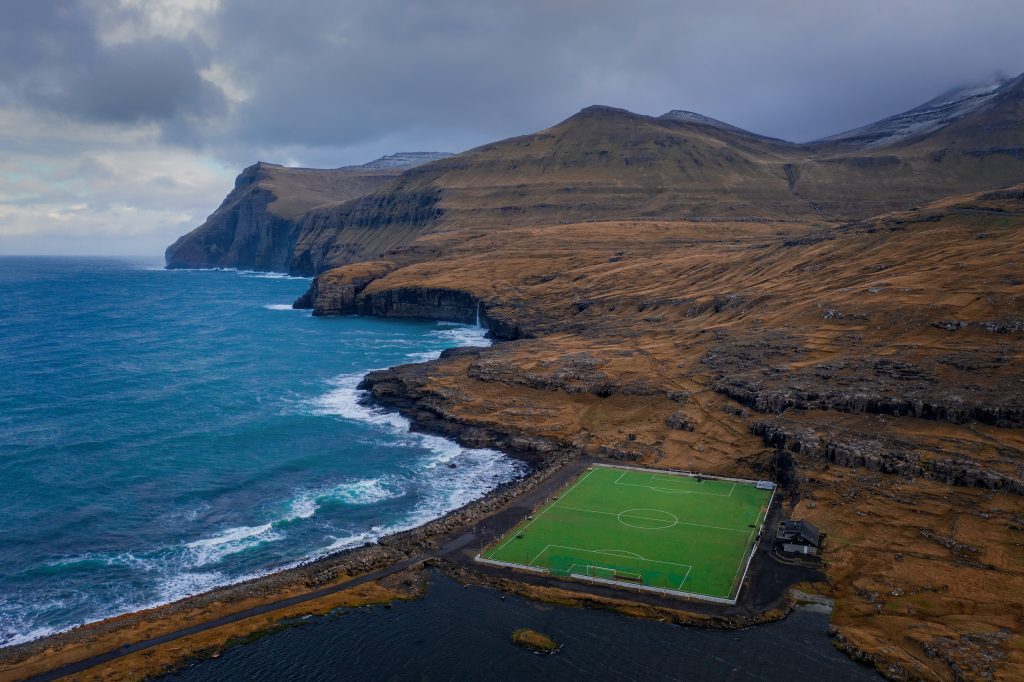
[480, 465, 774, 602]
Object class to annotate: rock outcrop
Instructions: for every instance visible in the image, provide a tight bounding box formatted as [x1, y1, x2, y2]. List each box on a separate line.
[714, 375, 1024, 428]
[354, 286, 480, 324]
[750, 421, 1024, 494]
[292, 261, 396, 315]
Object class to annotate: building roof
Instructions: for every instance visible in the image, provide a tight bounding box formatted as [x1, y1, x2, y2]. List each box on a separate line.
[779, 519, 821, 547]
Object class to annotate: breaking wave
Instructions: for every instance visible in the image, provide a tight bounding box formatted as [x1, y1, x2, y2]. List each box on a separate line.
[0, 261, 521, 650]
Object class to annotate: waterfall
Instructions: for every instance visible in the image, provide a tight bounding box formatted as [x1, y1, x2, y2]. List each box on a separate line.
[475, 301, 482, 328]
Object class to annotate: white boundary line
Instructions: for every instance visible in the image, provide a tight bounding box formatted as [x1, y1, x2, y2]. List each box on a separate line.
[613, 471, 736, 497]
[567, 571, 735, 605]
[487, 467, 598, 557]
[528, 544, 552, 567]
[556, 505, 750, 534]
[678, 564, 693, 591]
[599, 462, 773, 487]
[593, 548, 644, 559]
[533, 544, 693, 572]
[567, 564, 643, 582]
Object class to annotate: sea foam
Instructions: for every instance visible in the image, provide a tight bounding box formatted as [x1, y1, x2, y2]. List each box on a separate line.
[311, 373, 411, 430]
[185, 523, 283, 567]
[1, 270, 519, 650]
[303, 321, 524, 554]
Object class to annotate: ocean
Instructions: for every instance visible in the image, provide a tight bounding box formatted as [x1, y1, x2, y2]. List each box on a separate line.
[0, 257, 523, 647]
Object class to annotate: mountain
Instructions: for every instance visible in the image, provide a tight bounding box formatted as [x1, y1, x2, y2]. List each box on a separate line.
[657, 109, 780, 140]
[788, 73, 1024, 216]
[815, 76, 1017, 149]
[360, 152, 454, 169]
[286, 105, 819, 273]
[164, 152, 451, 271]
[286, 79, 1024, 274]
[168, 73, 1024, 277]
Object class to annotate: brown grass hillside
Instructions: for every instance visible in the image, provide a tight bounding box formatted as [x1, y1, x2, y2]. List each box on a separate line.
[290, 76, 1024, 274]
[326, 185, 1024, 680]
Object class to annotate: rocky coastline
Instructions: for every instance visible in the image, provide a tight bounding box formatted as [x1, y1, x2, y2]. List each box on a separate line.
[0, 295, 830, 681]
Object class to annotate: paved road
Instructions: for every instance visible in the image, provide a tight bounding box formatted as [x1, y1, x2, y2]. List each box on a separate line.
[25, 555, 428, 682]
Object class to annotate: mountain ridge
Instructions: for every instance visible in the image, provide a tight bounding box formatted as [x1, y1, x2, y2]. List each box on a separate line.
[168, 72, 1024, 275]
[815, 75, 1021, 148]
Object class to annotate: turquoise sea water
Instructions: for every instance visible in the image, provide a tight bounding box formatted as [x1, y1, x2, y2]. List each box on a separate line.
[0, 257, 522, 647]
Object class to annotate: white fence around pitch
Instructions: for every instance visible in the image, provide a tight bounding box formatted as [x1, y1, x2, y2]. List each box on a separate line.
[475, 554, 739, 604]
[474, 463, 778, 606]
[731, 483, 776, 604]
[594, 462, 776, 489]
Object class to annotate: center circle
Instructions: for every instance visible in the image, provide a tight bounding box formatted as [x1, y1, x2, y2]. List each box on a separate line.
[616, 508, 678, 530]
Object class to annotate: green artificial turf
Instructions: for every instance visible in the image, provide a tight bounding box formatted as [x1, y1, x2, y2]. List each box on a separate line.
[482, 465, 773, 601]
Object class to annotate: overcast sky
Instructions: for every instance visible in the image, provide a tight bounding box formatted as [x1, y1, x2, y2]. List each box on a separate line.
[1, 0, 1022, 257]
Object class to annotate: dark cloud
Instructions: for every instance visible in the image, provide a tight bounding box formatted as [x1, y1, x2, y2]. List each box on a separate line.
[0, 2, 224, 126]
[208, 0, 1024, 155]
[50, 37, 224, 124]
[3, 0, 1023, 154]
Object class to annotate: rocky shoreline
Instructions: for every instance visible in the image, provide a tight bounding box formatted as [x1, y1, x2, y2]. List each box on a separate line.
[0, 312, 829, 681]
[0, 339, 584, 678]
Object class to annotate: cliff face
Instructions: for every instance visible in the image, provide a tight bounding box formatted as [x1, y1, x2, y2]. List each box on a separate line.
[165, 163, 297, 270]
[287, 187, 445, 276]
[164, 154, 451, 271]
[291, 260, 396, 315]
[293, 263, 527, 339]
[355, 287, 480, 325]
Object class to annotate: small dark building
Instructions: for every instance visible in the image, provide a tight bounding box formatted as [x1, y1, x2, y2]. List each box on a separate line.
[776, 519, 822, 556]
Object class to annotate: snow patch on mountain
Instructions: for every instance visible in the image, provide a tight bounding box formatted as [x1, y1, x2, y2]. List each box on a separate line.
[817, 78, 1012, 148]
[360, 152, 453, 170]
[659, 110, 748, 133]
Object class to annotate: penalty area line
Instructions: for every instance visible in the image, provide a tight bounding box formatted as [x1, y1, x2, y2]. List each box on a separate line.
[489, 467, 598, 557]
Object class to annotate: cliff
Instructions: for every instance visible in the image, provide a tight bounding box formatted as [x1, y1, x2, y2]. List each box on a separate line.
[164, 153, 451, 271]
[291, 260, 396, 315]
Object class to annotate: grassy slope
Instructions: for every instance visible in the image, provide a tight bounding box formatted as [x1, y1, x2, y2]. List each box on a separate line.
[257, 164, 407, 220]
